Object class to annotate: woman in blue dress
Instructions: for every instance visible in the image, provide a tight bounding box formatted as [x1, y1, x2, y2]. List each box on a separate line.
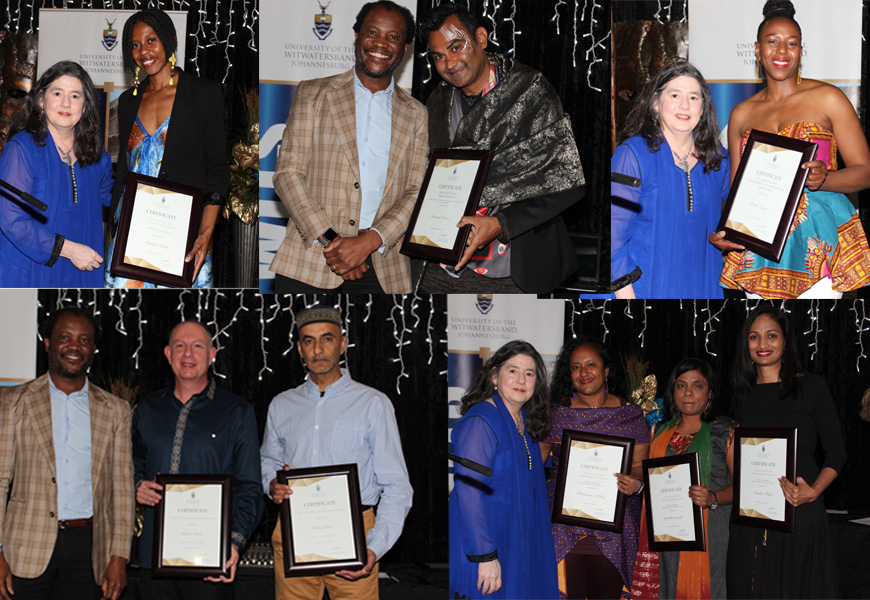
[0, 61, 111, 287]
[450, 340, 558, 599]
[106, 8, 229, 288]
[611, 60, 730, 299]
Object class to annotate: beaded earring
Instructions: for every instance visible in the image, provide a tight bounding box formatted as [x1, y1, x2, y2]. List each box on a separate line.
[169, 54, 176, 86]
[796, 65, 801, 85]
[133, 66, 140, 96]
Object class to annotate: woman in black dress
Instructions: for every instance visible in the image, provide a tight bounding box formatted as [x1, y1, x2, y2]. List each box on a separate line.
[727, 305, 846, 598]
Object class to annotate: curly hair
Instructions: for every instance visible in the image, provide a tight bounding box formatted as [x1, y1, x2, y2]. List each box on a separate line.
[732, 304, 803, 408]
[9, 61, 104, 167]
[756, 0, 802, 82]
[417, 3, 482, 46]
[550, 337, 613, 408]
[619, 59, 723, 174]
[662, 358, 718, 424]
[460, 340, 551, 442]
[353, 1, 416, 46]
[121, 8, 178, 74]
[40, 307, 101, 346]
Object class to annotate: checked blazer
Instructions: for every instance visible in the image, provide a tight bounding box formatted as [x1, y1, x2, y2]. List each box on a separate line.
[0, 374, 134, 583]
[270, 69, 428, 293]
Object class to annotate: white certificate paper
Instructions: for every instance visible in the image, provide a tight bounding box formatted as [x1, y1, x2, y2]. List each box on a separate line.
[288, 475, 356, 563]
[725, 143, 803, 243]
[648, 463, 695, 542]
[408, 158, 479, 249]
[124, 185, 193, 275]
[560, 440, 623, 521]
[739, 437, 788, 521]
[161, 483, 222, 567]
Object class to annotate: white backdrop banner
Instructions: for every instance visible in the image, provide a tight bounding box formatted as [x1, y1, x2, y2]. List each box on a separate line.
[259, 0, 416, 292]
[687, 0, 861, 135]
[0, 290, 38, 386]
[447, 295, 565, 493]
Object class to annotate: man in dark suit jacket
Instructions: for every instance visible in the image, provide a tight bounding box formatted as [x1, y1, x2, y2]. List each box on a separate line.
[0, 308, 134, 600]
[417, 4, 586, 294]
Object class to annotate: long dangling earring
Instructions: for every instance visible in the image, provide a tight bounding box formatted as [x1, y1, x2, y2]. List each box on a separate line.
[703, 400, 712, 418]
[169, 54, 176, 86]
[796, 64, 801, 85]
[133, 66, 140, 96]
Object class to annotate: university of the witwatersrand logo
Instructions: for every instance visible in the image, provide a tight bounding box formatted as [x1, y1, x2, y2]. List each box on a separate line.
[102, 18, 118, 51]
[475, 294, 493, 315]
[313, 1, 333, 41]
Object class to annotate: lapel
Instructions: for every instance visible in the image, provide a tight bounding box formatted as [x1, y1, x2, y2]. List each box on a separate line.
[163, 71, 194, 168]
[25, 374, 56, 477]
[383, 85, 412, 204]
[328, 70, 360, 182]
[88, 385, 110, 491]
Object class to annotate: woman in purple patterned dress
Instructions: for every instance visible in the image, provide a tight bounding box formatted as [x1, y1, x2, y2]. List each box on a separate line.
[540, 338, 650, 599]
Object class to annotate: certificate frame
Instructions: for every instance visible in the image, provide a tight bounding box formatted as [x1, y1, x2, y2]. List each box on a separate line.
[551, 430, 634, 532]
[109, 171, 203, 287]
[717, 129, 817, 262]
[278, 463, 367, 576]
[152, 474, 232, 579]
[642, 453, 705, 551]
[733, 427, 798, 533]
[399, 148, 494, 264]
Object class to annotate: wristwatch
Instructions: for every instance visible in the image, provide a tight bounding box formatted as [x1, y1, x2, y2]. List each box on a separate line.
[709, 490, 720, 510]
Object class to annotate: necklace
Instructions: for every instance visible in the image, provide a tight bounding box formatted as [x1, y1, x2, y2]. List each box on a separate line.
[56, 143, 73, 167]
[573, 391, 608, 409]
[672, 145, 695, 212]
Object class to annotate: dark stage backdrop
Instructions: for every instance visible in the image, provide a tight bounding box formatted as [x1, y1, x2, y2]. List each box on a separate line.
[412, 0, 609, 291]
[557, 299, 870, 512]
[34, 290, 448, 566]
[0, 0, 258, 287]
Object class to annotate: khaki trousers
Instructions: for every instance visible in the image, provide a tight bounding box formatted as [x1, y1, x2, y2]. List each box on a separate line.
[272, 507, 378, 600]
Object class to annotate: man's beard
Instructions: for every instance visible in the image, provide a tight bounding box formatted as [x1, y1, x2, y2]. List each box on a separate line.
[49, 352, 94, 379]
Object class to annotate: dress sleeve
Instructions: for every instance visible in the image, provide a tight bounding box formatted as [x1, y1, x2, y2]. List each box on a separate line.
[810, 377, 847, 474]
[610, 143, 642, 283]
[451, 414, 499, 561]
[0, 140, 62, 264]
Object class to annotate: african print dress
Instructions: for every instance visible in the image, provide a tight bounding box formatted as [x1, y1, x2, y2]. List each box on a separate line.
[720, 123, 870, 297]
[104, 116, 213, 288]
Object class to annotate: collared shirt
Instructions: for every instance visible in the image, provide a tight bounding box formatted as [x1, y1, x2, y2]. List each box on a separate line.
[132, 379, 263, 568]
[354, 69, 392, 247]
[49, 376, 93, 520]
[260, 369, 412, 560]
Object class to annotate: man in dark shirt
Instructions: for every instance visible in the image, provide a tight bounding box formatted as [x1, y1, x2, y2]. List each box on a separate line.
[132, 321, 262, 600]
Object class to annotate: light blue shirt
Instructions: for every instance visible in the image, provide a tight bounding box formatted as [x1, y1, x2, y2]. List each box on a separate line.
[260, 369, 412, 560]
[49, 376, 93, 520]
[353, 70, 392, 248]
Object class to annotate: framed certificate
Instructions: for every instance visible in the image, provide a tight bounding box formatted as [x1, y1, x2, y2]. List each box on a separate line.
[152, 474, 232, 578]
[109, 172, 203, 287]
[717, 130, 817, 262]
[551, 430, 634, 532]
[642, 453, 705, 551]
[278, 464, 367, 576]
[733, 427, 798, 533]
[399, 149, 494, 264]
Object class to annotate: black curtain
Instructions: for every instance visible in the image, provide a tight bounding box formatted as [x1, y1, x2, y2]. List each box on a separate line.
[35, 290, 448, 565]
[411, 0, 609, 291]
[0, 0, 258, 287]
[558, 299, 870, 512]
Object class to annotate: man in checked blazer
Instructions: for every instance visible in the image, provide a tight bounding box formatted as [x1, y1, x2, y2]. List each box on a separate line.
[0, 308, 134, 600]
[270, 0, 428, 293]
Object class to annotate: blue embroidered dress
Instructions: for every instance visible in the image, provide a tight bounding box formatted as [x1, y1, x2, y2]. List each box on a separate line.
[611, 135, 729, 298]
[449, 396, 559, 599]
[105, 116, 212, 288]
[0, 130, 111, 287]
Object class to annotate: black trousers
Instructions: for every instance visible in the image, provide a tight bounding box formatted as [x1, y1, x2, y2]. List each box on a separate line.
[139, 568, 233, 600]
[274, 257, 384, 294]
[10, 523, 101, 600]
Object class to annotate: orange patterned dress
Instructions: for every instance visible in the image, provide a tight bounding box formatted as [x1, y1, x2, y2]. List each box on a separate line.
[720, 122, 870, 297]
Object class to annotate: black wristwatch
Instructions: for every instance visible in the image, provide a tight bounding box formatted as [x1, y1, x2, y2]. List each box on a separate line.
[317, 227, 339, 248]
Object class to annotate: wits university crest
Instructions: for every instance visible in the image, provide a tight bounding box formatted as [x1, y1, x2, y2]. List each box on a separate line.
[313, 1, 333, 40]
[102, 18, 118, 51]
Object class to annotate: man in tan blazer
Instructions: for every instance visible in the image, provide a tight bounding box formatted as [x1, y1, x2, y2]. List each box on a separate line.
[270, 0, 428, 293]
[0, 308, 134, 600]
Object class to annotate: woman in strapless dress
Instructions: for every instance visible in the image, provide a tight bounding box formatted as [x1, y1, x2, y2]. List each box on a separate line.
[710, 0, 870, 298]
